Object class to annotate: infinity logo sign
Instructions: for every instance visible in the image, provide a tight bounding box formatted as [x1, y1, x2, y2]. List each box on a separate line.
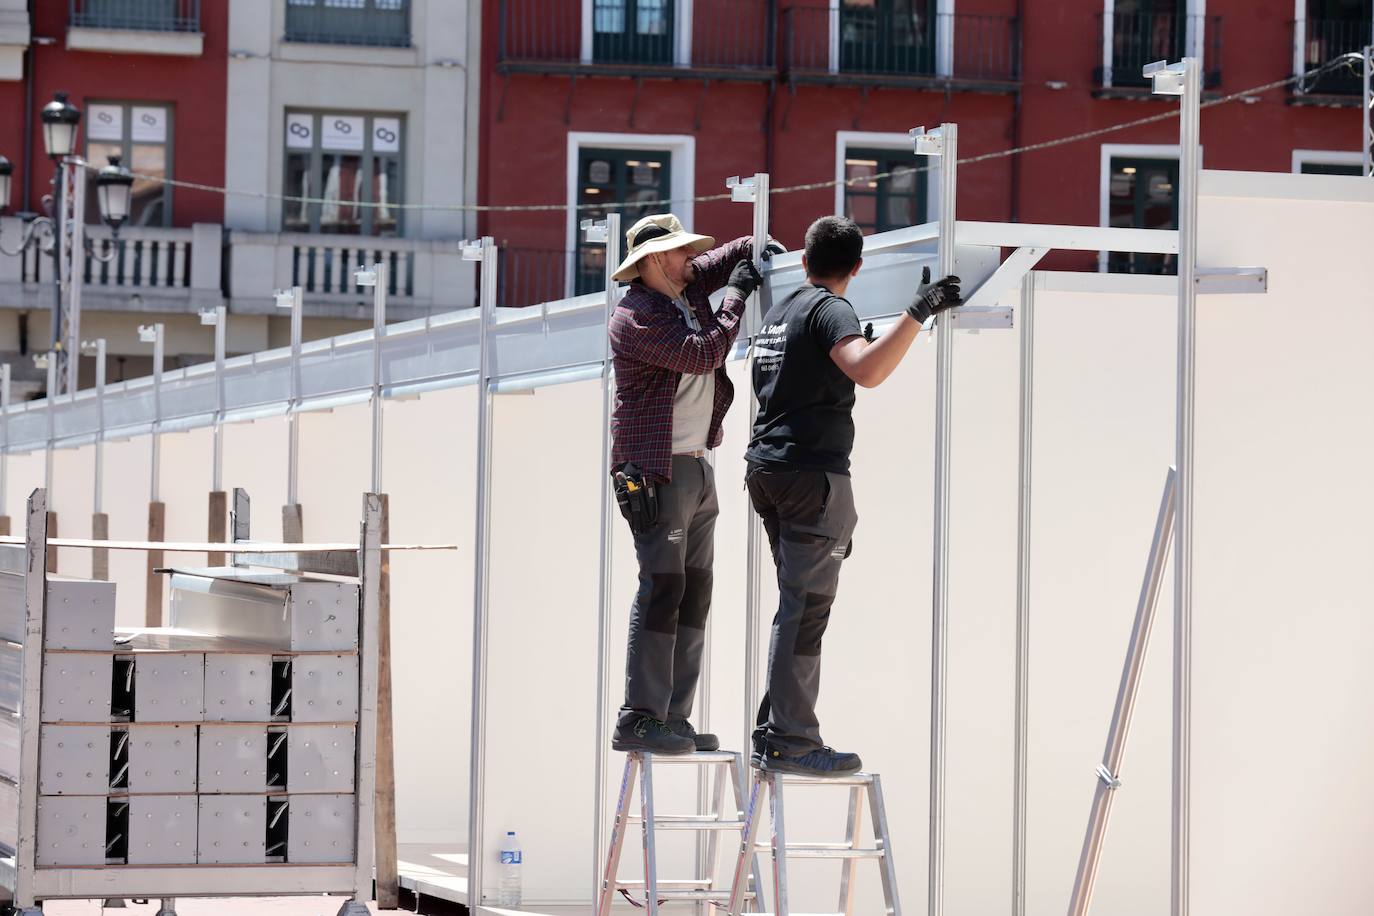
[375, 127, 397, 143]
[140, 113, 157, 126]
[289, 122, 311, 139]
[97, 111, 114, 124]
[333, 119, 353, 134]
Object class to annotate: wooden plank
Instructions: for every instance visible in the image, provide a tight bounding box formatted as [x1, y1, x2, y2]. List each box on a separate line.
[44, 513, 56, 575]
[374, 493, 398, 909]
[15, 493, 49, 907]
[352, 494, 382, 902]
[282, 504, 304, 545]
[145, 502, 165, 628]
[207, 491, 227, 567]
[0, 517, 9, 537]
[91, 513, 109, 582]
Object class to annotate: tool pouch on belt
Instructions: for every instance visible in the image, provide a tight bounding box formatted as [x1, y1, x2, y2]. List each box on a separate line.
[613, 463, 659, 534]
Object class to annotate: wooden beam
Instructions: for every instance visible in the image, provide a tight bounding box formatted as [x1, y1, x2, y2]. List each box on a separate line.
[374, 493, 398, 909]
[282, 503, 304, 545]
[145, 501, 165, 627]
[207, 491, 227, 567]
[92, 512, 109, 581]
[45, 512, 57, 574]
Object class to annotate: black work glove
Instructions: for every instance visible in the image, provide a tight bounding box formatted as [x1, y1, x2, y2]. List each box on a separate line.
[763, 239, 787, 260]
[906, 266, 962, 324]
[727, 259, 763, 299]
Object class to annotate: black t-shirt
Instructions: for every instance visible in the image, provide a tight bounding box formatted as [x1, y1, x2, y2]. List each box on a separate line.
[745, 284, 864, 474]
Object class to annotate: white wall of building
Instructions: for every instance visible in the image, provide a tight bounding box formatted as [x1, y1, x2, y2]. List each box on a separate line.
[7, 172, 1374, 912]
[224, 0, 476, 240]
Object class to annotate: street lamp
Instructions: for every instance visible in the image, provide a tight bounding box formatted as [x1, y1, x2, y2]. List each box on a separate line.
[40, 91, 81, 161]
[95, 156, 134, 229]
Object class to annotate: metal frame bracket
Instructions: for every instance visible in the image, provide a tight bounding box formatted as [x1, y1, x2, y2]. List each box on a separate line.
[1194, 266, 1267, 294]
[1095, 765, 1123, 791]
[725, 176, 758, 203]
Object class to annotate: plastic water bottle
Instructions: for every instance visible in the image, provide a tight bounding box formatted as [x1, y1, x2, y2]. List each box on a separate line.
[498, 830, 523, 907]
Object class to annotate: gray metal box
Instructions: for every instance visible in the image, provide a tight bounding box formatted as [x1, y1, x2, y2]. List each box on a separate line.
[134, 654, 204, 722]
[39, 725, 110, 795]
[36, 795, 106, 866]
[291, 655, 358, 722]
[44, 577, 116, 651]
[288, 725, 355, 793]
[204, 653, 271, 721]
[198, 794, 266, 864]
[169, 571, 358, 652]
[198, 725, 268, 794]
[127, 795, 197, 865]
[127, 724, 197, 794]
[287, 794, 355, 864]
[41, 654, 112, 723]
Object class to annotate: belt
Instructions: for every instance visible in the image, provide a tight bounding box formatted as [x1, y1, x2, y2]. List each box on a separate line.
[673, 449, 707, 458]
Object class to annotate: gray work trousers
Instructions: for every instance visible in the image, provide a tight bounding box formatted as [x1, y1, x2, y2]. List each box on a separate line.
[618, 455, 719, 727]
[746, 464, 859, 755]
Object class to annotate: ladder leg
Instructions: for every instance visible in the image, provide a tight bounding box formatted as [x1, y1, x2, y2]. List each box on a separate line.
[837, 784, 865, 916]
[596, 753, 639, 916]
[640, 753, 661, 916]
[867, 774, 902, 916]
[726, 768, 765, 916]
[732, 753, 766, 913]
[702, 758, 730, 891]
[770, 775, 790, 916]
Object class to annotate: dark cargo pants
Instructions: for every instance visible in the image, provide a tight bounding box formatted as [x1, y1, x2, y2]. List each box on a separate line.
[745, 464, 859, 755]
[618, 455, 719, 727]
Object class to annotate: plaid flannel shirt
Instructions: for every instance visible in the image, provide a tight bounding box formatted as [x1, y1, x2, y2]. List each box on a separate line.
[609, 236, 754, 483]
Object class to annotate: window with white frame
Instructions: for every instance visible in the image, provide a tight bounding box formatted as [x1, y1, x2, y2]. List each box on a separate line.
[1292, 149, 1365, 175]
[565, 132, 694, 297]
[1101, 0, 1210, 87]
[283, 111, 403, 236]
[835, 132, 935, 235]
[84, 101, 172, 228]
[1294, 0, 1372, 95]
[1101, 146, 1180, 274]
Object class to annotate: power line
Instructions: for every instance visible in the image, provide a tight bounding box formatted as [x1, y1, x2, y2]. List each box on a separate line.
[78, 54, 1364, 214]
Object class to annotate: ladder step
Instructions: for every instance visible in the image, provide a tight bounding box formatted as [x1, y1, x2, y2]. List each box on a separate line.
[618, 878, 712, 888]
[619, 887, 757, 902]
[754, 843, 885, 860]
[629, 818, 749, 831]
[774, 772, 875, 786]
[638, 750, 741, 764]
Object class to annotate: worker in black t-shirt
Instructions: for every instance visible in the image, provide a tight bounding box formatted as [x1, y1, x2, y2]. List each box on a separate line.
[744, 215, 961, 777]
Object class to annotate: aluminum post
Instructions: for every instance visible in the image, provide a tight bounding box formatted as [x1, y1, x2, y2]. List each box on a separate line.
[49, 161, 66, 360]
[43, 355, 55, 499]
[1066, 469, 1178, 916]
[1363, 45, 1372, 177]
[0, 364, 8, 520]
[927, 122, 958, 916]
[1012, 275, 1033, 916]
[587, 212, 621, 901]
[212, 308, 226, 493]
[93, 339, 105, 514]
[371, 262, 388, 494]
[287, 286, 303, 508]
[467, 237, 498, 909]
[150, 323, 164, 504]
[727, 172, 769, 757]
[67, 164, 85, 396]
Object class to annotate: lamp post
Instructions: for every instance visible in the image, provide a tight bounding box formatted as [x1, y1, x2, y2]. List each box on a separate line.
[0, 92, 133, 397]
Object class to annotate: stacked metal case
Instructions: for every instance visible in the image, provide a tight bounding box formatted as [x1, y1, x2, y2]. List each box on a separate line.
[29, 569, 363, 869]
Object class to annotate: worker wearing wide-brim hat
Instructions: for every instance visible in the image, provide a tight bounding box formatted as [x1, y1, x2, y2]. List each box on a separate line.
[607, 211, 782, 756]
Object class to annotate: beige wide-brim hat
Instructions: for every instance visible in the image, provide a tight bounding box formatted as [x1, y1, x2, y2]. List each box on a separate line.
[612, 213, 715, 282]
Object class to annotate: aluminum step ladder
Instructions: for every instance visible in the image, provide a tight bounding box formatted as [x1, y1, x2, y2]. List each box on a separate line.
[597, 750, 764, 914]
[723, 770, 901, 916]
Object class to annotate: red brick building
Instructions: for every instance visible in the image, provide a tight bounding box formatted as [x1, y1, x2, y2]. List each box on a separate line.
[479, 0, 1369, 302]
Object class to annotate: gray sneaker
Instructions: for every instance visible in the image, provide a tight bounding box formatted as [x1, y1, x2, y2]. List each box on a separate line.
[613, 715, 694, 755]
[666, 717, 720, 752]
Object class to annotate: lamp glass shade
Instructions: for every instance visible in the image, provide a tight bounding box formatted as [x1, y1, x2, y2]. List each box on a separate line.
[0, 155, 11, 212]
[40, 93, 81, 160]
[96, 156, 134, 227]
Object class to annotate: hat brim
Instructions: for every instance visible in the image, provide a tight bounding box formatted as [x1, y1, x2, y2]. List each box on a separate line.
[612, 232, 716, 282]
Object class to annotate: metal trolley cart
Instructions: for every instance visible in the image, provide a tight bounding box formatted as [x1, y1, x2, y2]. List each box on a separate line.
[0, 489, 384, 916]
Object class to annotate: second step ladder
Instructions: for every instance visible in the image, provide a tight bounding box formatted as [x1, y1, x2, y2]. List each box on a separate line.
[597, 750, 765, 914]
[724, 769, 901, 916]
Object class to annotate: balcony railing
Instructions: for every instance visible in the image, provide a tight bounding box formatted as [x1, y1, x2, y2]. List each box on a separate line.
[498, 248, 570, 309]
[1095, 12, 1222, 90]
[781, 8, 1020, 86]
[69, 0, 200, 33]
[285, 0, 411, 49]
[498, 0, 774, 76]
[1295, 18, 1371, 97]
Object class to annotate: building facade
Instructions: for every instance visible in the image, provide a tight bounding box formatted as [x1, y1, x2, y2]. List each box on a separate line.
[0, 0, 480, 396]
[479, 0, 1371, 301]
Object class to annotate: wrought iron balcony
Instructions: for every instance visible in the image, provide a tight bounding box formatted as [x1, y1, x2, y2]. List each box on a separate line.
[284, 0, 411, 49]
[69, 0, 200, 33]
[497, 0, 775, 80]
[1291, 17, 1370, 103]
[781, 7, 1020, 91]
[1093, 12, 1222, 94]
